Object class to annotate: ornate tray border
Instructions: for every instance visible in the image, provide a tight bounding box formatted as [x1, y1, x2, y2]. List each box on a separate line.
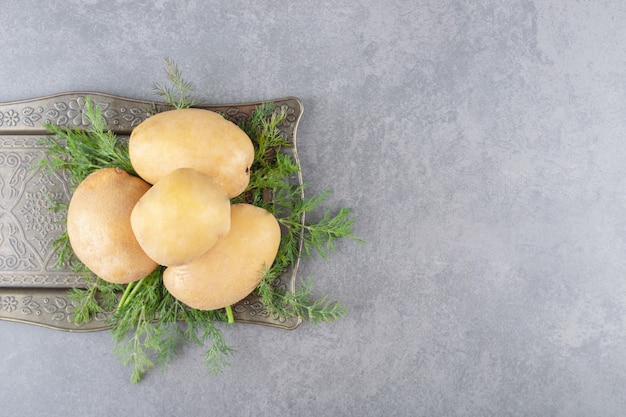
[0, 92, 304, 332]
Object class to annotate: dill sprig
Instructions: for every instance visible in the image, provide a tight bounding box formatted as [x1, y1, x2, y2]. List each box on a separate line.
[110, 268, 233, 382]
[152, 58, 200, 109]
[232, 102, 298, 208]
[256, 267, 348, 324]
[251, 184, 359, 323]
[38, 97, 135, 188]
[68, 272, 122, 325]
[237, 103, 361, 321]
[284, 195, 363, 259]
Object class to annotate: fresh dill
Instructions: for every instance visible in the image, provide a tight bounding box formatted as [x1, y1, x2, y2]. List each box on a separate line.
[237, 102, 362, 323]
[152, 58, 200, 110]
[67, 272, 121, 325]
[108, 268, 233, 383]
[256, 274, 348, 324]
[36, 61, 361, 383]
[38, 97, 134, 187]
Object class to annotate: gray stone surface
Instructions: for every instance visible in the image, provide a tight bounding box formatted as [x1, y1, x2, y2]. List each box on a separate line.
[1, 0, 626, 415]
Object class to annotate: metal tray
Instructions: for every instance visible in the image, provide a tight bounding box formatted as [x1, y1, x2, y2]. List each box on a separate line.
[0, 92, 304, 331]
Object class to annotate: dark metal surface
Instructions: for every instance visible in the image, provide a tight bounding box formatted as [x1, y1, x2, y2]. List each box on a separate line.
[0, 92, 304, 331]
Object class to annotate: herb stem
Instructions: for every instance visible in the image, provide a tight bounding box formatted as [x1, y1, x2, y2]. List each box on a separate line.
[117, 275, 150, 311]
[117, 281, 136, 311]
[225, 305, 234, 324]
[125, 276, 148, 307]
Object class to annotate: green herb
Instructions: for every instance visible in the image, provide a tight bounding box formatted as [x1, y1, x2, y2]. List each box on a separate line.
[152, 57, 200, 110]
[109, 269, 234, 383]
[36, 61, 361, 383]
[67, 271, 122, 326]
[37, 98, 134, 188]
[256, 270, 348, 324]
[278, 188, 363, 259]
[237, 103, 362, 322]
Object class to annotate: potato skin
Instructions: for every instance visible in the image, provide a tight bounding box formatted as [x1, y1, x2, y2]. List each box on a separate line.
[163, 203, 281, 310]
[66, 168, 157, 284]
[130, 167, 231, 267]
[129, 108, 254, 198]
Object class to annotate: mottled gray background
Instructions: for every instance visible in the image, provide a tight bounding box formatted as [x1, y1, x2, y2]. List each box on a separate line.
[1, 1, 626, 416]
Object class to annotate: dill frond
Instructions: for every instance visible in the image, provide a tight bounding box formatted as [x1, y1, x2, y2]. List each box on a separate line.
[36, 96, 135, 189]
[256, 269, 347, 324]
[152, 57, 200, 109]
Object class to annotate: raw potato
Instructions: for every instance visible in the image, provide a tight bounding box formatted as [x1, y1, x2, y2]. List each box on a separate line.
[163, 203, 281, 310]
[129, 108, 254, 198]
[130, 167, 231, 267]
[66, 168, 157, 284]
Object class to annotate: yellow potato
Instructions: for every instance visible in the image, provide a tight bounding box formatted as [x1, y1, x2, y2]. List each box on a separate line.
[129, 108, 254, 198]
[130, 167, 231, 267]
[66, 168, 157, 284]
[163, 203, 281, 310]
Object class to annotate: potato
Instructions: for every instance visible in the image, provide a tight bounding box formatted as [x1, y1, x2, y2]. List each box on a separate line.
[66, 168, 157, 284]
[129, 108, 254, 198]
[163, 203, 281, 310]
[130, 167, 231, 267]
